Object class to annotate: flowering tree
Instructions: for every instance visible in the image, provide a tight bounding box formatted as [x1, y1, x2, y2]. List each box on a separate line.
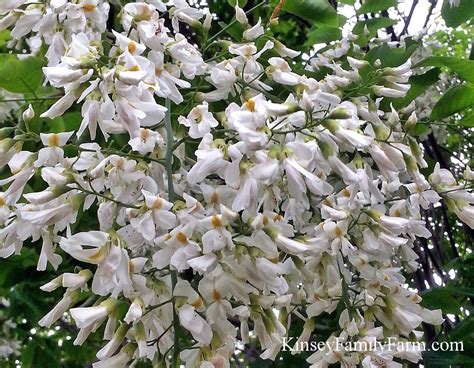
[0, 0, 473, 367]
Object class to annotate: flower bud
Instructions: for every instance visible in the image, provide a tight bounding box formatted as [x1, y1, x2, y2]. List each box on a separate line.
[404, 111, 417, 133]
[22, 104, 35, 122]
[203, 10, 212, 31]
[235, 5, 248, 26]
[328, 107, 351, 120]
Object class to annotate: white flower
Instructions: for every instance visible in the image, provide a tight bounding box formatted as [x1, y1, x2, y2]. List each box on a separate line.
[243, 18, 264, 41]
[39, 291, 80, 328]
[128, 128, 164, 154]
[124, 300, 143, 324]
[96, 324, 129, 360]
[59, 231, 109, 264]
[178, 304, 213, 345]
[129, 190, 176, 241]
[178, 102, 219, 139]
[34, 131, 74, 167]
[70, 300, 118, 329]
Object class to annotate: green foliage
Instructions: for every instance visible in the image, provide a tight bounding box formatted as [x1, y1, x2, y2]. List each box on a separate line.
[306, 24, 342, 44]
[356, 0, 398, 15]
[366, 38, 419, 67]
[0, 30, 10, 48]
[415, 56, 474, 82]
[280, 0, 338, 27]
[227, 0, 247, 7]
[441, 0, 474, 28]
[352, 17, 397, 38]
[431, 84, 474, 120]
[459, 110, 474, 127]
[430, 25, 474, 59]
[420, 286, 462, 314]
[0, 55, 45, 95]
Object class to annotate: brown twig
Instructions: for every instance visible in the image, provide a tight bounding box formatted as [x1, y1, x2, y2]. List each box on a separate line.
[270, 0, 286, 21]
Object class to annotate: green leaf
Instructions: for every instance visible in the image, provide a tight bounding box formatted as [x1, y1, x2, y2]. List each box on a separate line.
[381, 67, 440, 110]
[424, 351, 474, 368]
[431, 84, 474, 120]
[353, 17, 397, 38]
[339, 0, 356, 4]
[0, 55, 46, 94]
[21, 342, 36, 368]
[366, 38, 419, 67]
[282, 0, 338, 27]
[306, 25, 341, 44]
[441, 0, 474, 27]
[217, 20, 245, 41]
[420, 287, 461, 314]
[48, 111, 82, 133]
[449, 316, 474, 341]
[460, 110, 474, 127]
[356, 0, 398, 15]
[0, 30, 10, 48]
[227, 0, 247, 7]
[456, 286, 474, 297]
[415, 56, 474, 82]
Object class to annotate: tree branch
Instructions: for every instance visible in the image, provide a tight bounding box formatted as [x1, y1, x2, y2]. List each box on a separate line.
[400, 0, 418, 37]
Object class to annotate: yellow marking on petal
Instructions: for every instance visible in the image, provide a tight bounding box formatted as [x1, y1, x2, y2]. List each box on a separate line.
[141, 129, 150, 141]
[48, 134, 59, 147]
[116, 158, 125, 170]
[244, 99, 256, 112]
[341, 188, 350, 197]
[190, 202, 204, 213]
[89, 247, 106, 262]
[262, 216, 269, 227]
[212, 289, 221, 301]
[176, 231, 188, 245]
[211, 215, 222, 228]
[243, 45, 253, 58]
[273, 213, 283, 222]
[210, 192, 219, 204]
[334, 225, 343, 238]
[268, 256, 279, 264]
[164, 234, 172, 241]
[129, 65, 140, 72]
[371, 281, 380, 288]
[394, 209, 401, 217]
[153, 198, 163, 209]
[0, 196, 5, 206]
[192, 297, 203, 309]
[313, 293, 320, 301]
[83, 4, 96, 12]
[155, 68, 162, 77]
[128, 42, 137, 54]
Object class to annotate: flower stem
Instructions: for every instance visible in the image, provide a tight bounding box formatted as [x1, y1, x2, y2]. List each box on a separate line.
[164, 99, 180, 368]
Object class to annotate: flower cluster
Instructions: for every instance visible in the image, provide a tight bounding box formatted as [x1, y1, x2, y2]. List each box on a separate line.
[0, 1, 473, 368]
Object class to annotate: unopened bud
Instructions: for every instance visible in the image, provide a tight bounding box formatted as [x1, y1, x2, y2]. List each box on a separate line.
[328, 107, 351, 120]
[403, 153, 418, 172]
[235, 5, 248, 26]
[22, 104, 35, 122]
[404, 111, 417, 133]
[203, 11, 212, 31]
